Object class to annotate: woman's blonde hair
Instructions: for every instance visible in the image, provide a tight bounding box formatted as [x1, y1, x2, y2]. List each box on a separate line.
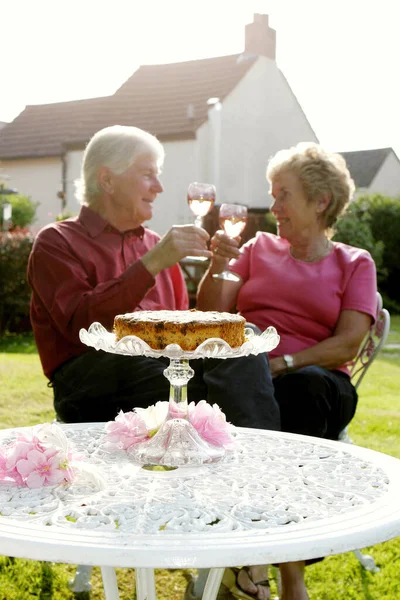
[75, 125, 165, 205]
[266, 142, 355, 229]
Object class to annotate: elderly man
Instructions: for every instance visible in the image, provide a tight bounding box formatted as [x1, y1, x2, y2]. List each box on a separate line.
[28, 125, 280, 432]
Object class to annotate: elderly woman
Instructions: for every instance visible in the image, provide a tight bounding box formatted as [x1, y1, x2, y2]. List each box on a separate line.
[197, 143, 377, 600]
[28, 125, 280, 432]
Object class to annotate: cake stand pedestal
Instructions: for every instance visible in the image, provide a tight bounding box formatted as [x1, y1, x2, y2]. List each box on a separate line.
[79, 323, 280, 467]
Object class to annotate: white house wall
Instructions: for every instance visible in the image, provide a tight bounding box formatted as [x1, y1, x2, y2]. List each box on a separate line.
[147, 56, 320, 232]
[369, 152, 400, 198]
[147, 139, 197, 235]
[5, 55, 320, 235]
[65, 150, 84, 214]
[0, 157, 62, 232]
[65, 142, 198, 237]
[206, 56, 318, 209]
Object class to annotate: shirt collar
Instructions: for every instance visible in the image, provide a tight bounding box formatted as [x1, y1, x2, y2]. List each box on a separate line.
[79, 205, 145, 239]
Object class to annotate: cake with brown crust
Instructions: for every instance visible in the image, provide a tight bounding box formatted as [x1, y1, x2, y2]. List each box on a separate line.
[113, 309, 246, 351]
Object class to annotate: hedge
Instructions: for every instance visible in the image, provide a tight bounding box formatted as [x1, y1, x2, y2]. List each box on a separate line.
[0, 229, 34, 334]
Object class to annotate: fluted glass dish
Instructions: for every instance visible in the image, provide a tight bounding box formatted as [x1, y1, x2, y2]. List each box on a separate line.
[79, 323, 280, 467]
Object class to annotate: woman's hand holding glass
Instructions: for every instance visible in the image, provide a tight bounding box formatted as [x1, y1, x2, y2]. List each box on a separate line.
[142, 224, 211, 275]
[212, 203, 247, 282]
[142, 181, 215, 274]
[186, 181, 216, 262]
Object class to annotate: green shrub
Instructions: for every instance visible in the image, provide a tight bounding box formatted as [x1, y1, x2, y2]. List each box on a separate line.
[263, 210, 277, 234]
[0, 229, 33, 334]
[333, 201, 386, 284]
[332, 193, 400, 311]
[357, 194, 400, 304]
[55, 211, 75, 222]
[380, 292, 400, 316]
[0, 186, 38, 230]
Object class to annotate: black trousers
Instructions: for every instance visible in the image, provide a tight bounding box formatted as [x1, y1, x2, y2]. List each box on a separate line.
[52, 349, 281, 431]
[273, 365, 358, 441]
[53, 344, 356, 442]
[272, 365, 358, 567]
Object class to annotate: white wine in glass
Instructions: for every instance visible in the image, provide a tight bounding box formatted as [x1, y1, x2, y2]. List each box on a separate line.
[186, 182, 216, 262]
[212, 203, 248, 282]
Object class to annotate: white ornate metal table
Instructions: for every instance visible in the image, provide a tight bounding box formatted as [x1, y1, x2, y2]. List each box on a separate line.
[0, 423, 399, 600]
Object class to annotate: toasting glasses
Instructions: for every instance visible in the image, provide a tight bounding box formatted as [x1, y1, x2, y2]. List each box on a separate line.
[186, 182, 216, 262]
[212, 203, 248, 282]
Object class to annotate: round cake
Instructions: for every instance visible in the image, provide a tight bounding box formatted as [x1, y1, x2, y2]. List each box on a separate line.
[113, 309, 246, 351]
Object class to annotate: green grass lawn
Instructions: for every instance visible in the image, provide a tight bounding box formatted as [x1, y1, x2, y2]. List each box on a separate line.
[0, 331, 399, 599]
[386, 314, 400, 346]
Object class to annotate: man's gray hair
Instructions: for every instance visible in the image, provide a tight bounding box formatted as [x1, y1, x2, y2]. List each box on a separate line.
[75, 125, 165, 205]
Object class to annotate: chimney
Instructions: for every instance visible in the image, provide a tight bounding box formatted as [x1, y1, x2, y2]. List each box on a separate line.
[244, 14, 276, 60]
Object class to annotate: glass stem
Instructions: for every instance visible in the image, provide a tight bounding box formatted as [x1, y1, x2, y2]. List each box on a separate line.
[194, 216, 203, 228]
[163, 359, 195, 419]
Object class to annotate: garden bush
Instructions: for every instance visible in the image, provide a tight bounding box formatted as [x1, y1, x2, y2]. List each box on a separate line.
[356, 194, 400, 304]
[0, 186, 38, 230]
[332, 200, 386, 284]
[263, 210, 278, 234]
[333, 194, 400, 309]
[0, 228, 34, 334]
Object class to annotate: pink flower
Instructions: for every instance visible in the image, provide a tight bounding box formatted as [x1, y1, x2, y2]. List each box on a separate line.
[16, 448, 70, 488]
[5, 434, 45, 471]
[0, 424, 75, 488]
[105, 402, 235, 451]
[0, 454, 24, 486]
[105, 410, 149, 449]
[188, 400, 234, 449]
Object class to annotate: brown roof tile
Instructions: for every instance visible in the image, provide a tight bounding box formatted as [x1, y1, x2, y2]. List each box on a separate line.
[0, 54, 257, 159]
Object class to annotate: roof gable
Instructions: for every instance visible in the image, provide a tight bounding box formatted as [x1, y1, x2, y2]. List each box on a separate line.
[0, 54, 257, 160]
[340, 148, 393, 187]
[0, 97, 115, 159]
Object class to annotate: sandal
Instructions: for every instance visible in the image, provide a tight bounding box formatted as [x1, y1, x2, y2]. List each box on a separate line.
[183, 573, 236, 600]
[222, 567, 270, 600]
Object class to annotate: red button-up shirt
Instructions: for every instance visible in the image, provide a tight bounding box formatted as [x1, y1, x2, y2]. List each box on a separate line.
[28, 206, 188, 379]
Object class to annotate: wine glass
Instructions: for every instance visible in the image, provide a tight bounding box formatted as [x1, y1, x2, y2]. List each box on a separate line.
[186, 182, 216, 262]
[212, 203, 248, 282]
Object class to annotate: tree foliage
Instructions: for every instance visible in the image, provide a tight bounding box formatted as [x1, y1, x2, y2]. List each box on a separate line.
[0, 229, 34, 334]
[333, 200, 386, 283]
[334, 193, 400, 312]
[0, 183, 38, 230]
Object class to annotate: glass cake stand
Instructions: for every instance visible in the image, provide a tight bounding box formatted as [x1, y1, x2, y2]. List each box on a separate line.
[79, 323, 280, 467]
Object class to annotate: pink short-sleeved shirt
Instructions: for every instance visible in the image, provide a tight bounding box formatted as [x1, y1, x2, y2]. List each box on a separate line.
[229, 232, 377, 372]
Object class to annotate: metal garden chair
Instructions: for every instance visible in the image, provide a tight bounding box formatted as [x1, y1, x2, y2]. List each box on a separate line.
[338, 291, 391, 571]
[347, 292, 390, 394]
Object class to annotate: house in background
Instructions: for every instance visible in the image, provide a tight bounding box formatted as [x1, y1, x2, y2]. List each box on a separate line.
[0, 14, 318, 234]
[340, 148, 400, 199]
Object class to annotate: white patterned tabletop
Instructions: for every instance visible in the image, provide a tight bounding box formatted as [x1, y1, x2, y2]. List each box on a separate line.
[0, 423, 399, 569]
